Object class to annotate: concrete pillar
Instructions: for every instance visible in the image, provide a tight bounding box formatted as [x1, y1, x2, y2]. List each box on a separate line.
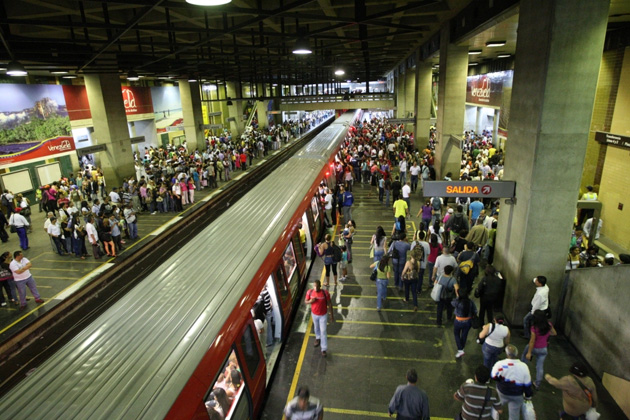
[475, 107, 482, 133]
[405, 69, 416, 119]
[396, 72, 406, 118]
[415, 61, 433, 150]
[258, 100, 270, 129]
[226, 82, 244, 135]
[179, 81, 204, 152]
[84, 74, 134, 188]
[494, 0, 609, 323]
[493, 109, 500, 143]
[435, 26, 468, 180]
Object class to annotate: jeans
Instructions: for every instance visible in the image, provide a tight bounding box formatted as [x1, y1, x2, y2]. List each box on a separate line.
[312, 313, 328, 351]
[15, 276, 41, 306]
[128, 221, 138, 239]
[16, 227, 28, 250]
[417, 268, 425, 292]
[436, 298, 453, 325]
[426, 261, 435, 285]
[374, 249, 384, 262]
[411, 175, 418, 192]
[73, 236, 83, 257]
[497, 390, 524, 420]
[403, 280, 418, 307]
[454, 319, 472, 351]
[482, 342, 504, 369]
[392, 259, 404, 288]
[379, 187, 384, 203]
[52, 236, 65, 255]
[342, 206, 352, 222]
[522, 312, 534, 338]
[0, 279, 16, 303]
[400, 171, 406, 185]
[521, 345, 548, 386]
[385, 190, 390, 207]
[376, 278, 388, 310]
[265, 312, 275, 346]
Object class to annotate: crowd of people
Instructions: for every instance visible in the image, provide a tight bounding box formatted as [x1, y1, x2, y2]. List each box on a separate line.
[299, 117, 598, 420]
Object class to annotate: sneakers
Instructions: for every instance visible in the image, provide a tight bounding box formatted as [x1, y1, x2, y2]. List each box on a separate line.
[314, 339, 320, 348]
[339, 277, 346, 282]
[455, 350, 465, 358]
[35, 299, 44, 304]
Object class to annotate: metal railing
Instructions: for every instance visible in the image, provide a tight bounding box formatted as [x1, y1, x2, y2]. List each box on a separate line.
[280, 92, 394, 105]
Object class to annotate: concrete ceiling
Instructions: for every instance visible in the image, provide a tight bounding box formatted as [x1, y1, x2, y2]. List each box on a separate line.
[0, 0, 465, 83]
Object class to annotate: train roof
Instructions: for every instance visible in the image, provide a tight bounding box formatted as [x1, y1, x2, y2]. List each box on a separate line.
[0, 114, 355, 419]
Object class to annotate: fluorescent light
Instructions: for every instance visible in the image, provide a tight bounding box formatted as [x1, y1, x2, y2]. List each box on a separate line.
[63, 75, 78, 79]
[185, 0, 231, 5]
[468, 50, 482, 55]
[335, 69, 345, 76]
[188, 79, 197, 82]
[497, 54, 511, 58]
[468, 62, 479, 66]
[486, 41, 506, 47]
[6, 61, 27, 76]
[51, 70, 69, 75]
[127, 70, 140, 81]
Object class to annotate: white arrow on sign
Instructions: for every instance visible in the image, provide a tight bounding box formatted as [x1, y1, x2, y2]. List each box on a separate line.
[482, 185, 492, 195]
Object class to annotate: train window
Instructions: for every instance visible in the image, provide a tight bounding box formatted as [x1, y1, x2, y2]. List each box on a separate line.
[283, 242, 297, 282]
[275, 268, 289, 302]
[205, 350, 243, 419]
[310, 196, 319, 221]
[240, 324, 261, 379]
[292, 234, 304, 265]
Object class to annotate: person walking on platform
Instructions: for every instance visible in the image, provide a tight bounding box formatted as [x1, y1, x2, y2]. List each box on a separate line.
[522, 276, 549, 339]
[318, 234, 338, 286]
[491, 345, 533, 420]
[284, 386, 324, 420]
[86, 215, 102, 260]
[545, 362, 598, 420]
[454, 365, 503, 420]
[388, 368, 430, 420]
[478, 314, 510, 369]
[389, 232, 410, 290]
[8, 208, 29, 251]
[452, 289, 477, 358]
[9, 250, 44, 309]
[305, 280, 333, 357]
[522, 310, 557, 389]
[341, 186, 354, 222]
[370, 254, 392, 312]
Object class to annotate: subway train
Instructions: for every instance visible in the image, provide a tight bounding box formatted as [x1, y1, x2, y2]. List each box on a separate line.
[0, 109, 362, 420]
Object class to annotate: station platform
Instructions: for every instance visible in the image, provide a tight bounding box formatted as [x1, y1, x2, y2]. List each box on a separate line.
[0, 134, 309, 343]
[261, 181, 627, 419]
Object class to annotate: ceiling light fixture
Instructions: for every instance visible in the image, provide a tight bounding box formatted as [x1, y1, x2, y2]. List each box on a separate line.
[188, 79, 197, 82]
[51, 70, 69, 75]
[62, 75, 78, 79]
[6, 61, 27, 76]
[486, 41, 506, 47]
[497, 54, 511, 58]
[468, 62, 479, 66]
[468, 50, 482, 55]
[127, 70, 140, 81]
[185, 0, 232, 6]
[334, 69, 345, 76]
[292, 35, 312, 55]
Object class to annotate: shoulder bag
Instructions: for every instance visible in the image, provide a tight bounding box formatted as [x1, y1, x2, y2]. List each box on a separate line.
[573, 376, 600, 420]
[430, 275, 443, 302]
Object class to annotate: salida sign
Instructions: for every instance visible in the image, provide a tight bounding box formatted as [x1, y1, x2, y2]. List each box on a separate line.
[425, 181, 515, 198]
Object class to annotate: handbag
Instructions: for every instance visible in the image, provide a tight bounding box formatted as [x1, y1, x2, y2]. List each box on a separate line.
[522, 400, 536, 420]
[369, 246, 374, 259]
[430, 281, 443, 302]
[9, 225, 16, 233]
[478, 322, 496, 345]
[370, 267, 377, 281]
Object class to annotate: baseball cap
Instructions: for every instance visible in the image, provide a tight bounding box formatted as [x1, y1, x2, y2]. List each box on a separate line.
[605, 253, 614, 260]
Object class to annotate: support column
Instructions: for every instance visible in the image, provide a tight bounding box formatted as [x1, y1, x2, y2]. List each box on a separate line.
[396, 72, 406, 118]
[493, 109, 500, 143]
[179, 80, 204, 152]
[258, 100, 270, 129]
[435, 26, 468, 180]
[494, 0, 609, 322]
[84, 74, 134, 188]
[475, 107, 482, 133]
[415, 61, 433, 149]
[226, 82, 245, 135]
[404, 69, 416, 120]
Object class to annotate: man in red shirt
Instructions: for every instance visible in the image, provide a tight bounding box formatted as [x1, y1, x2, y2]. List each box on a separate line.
[305, 280, 334, 357]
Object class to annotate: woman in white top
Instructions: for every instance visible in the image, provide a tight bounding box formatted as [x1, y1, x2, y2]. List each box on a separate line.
[324, 189, 333, 227]
[478, 314, 510, 369]
[370, 226, 387, 262]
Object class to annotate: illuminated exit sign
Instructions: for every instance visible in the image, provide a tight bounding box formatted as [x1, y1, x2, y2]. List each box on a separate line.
[423, 181, 516, 198]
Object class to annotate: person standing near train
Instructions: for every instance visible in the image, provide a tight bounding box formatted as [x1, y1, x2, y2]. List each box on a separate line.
[305, 280, 333, 357]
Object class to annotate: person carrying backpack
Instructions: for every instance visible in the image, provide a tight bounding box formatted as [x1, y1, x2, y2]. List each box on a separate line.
[430, 196, 442, 225]
[456, 241, 481, 294]
[389, 232, 411, 290]
[445, 205, 469, 244]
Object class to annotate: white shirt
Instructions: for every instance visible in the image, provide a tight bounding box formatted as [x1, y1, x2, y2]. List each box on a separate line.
[483, 216, 495, 230]
[324, 194, 333, 210]
[9, 257, 32, 281]
[399, 160, 407, 172]
[434, 254, 457, 278]
[583, 218, 602, 240]
[109, 191, 121, 203]
[402, 184, 411, 198]
[530, 284, 549, 314]
[86, 222, 99, 243]
[9, 213, 29, 228]
[484, 323, 510, 348]
[409, 165, 420, 176]
[47, 223, 61, 237]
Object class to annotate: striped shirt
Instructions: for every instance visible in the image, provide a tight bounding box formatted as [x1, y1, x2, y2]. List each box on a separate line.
[456, 383, 501, 419]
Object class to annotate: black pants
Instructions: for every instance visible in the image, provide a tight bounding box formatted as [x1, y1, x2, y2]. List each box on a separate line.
[0, 226, 7, 242]
[479, 297, 496, 325]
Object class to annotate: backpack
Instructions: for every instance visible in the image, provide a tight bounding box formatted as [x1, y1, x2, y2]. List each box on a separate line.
[458, 259, 475, 276]
[390, 242, 400, 259]
[1, 194, 9, 207]
[410, 242, 424, 263]
[331, 243, 342, 263]
[451, 215, 464, 233]
[431, 196, 441, 211]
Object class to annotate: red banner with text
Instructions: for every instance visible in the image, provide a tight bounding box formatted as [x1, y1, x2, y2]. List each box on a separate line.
[63, 86, 154, 121]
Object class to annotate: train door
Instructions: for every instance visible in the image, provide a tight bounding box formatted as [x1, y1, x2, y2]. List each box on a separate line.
[272, 265, 292, 334]
[204, 326, 263, 420]
[301, 211, 313, 260]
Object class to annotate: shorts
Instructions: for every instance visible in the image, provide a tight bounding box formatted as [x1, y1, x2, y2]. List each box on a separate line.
[339, 261, 347, 269]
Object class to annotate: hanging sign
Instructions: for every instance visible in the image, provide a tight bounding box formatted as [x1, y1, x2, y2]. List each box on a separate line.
[423, 181, 516, 198]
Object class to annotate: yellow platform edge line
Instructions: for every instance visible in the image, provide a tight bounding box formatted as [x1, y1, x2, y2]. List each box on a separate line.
[334, 353, 455, 364]
[310, 333, 426, 344]
[325, 407, 450, 420]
